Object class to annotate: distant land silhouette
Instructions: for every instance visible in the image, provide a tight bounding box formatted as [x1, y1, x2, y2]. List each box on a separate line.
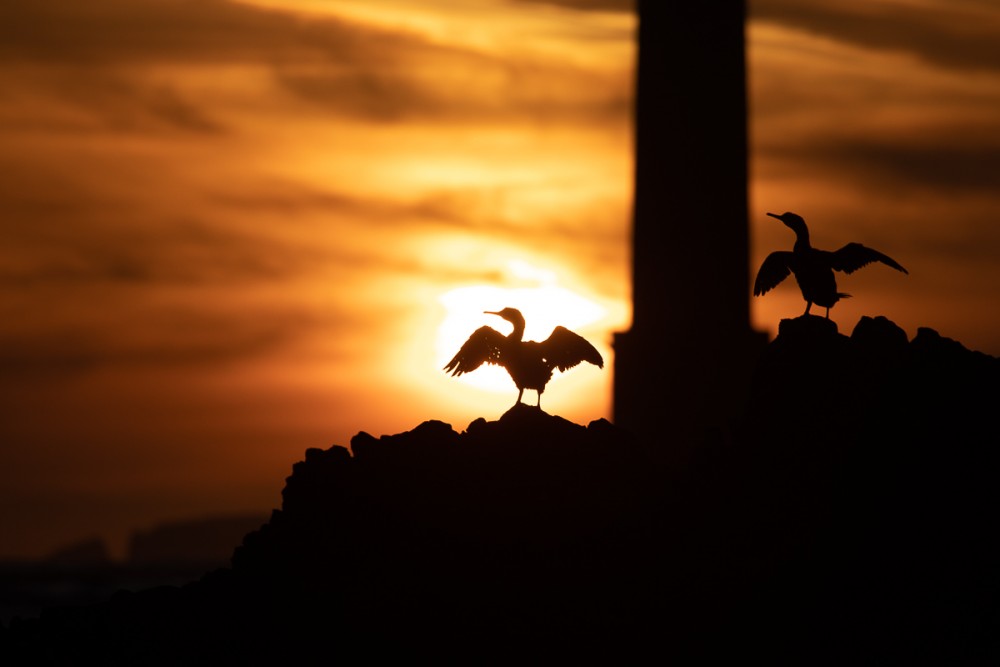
[41, 538, 112, 569]
[445, 307, 603, 408]
[128, 515, 268, 567]
[754, 211, 909, 318]
[0, 514, 266, 625]
[3, 315, 998, 662]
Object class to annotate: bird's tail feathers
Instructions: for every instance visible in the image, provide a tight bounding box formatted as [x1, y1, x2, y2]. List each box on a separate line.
[838, 292, 852, 299]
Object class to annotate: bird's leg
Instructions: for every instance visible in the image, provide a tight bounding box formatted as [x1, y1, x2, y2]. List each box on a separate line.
[536, 390, 543, 410]
[825, 306, 831, 319]
[516, 387, 524, 406]
[804, 302, 812, 316]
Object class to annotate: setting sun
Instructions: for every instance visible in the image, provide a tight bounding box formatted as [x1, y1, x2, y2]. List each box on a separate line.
[436, 260, 606, 394]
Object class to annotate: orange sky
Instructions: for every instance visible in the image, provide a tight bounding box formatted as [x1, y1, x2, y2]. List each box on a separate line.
[1, 0, 998, 559]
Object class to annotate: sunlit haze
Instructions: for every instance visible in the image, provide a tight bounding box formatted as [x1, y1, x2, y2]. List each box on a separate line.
[435, 260, 608, 395]
[1, 0, 998, 559]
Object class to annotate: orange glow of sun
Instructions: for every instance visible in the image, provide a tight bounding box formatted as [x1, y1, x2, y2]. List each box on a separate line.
[436, 260, 605, 394]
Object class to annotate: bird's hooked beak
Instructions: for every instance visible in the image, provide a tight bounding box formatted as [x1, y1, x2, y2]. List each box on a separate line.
[767, 211, 801, 230]
[485, 309, 521, 326]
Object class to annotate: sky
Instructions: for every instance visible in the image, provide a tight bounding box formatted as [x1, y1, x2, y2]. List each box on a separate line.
[1, 0, 998, 559]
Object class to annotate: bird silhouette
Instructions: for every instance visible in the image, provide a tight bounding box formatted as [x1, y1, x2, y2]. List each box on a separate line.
[754, 211, 908, 318]
[444, 308, 604, 409]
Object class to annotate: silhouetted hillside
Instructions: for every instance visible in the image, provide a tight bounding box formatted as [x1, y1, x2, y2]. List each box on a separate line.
[3, 315, 998, 663]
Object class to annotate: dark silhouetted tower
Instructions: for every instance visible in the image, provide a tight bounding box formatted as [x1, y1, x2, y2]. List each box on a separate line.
[613, 2, 766, 450]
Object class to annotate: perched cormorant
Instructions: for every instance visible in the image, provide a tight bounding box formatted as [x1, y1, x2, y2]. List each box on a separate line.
[754, 211, 908, 318]
[444, 307, 603, 408]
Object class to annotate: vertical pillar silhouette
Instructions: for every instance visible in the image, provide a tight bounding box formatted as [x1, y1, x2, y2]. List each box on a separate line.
[613, 2, 766, 449]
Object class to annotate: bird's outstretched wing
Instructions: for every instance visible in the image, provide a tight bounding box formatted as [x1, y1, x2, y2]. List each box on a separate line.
[830, 243, 908, 275]
[539, 326, 603, 372]
[443, 326, 506, 376]
[753, 251, 794, 296]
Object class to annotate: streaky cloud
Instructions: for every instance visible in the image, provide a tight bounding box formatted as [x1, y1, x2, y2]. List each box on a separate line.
[0, 308, 317, 381]
[0, 0, 330, 65]
[0, 0, 631, 127]
[769, 137, 1000, 196]
[753, 0, 1000, 72]
[511, 0, 634, 12]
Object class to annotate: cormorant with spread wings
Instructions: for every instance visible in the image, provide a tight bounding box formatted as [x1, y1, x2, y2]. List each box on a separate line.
[444, 308, 603, 408]
[754, 211, 908, 318]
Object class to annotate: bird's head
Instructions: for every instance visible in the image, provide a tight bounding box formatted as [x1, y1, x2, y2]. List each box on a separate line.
[767, 211, 807, 234]
[484, 307, 525, 328]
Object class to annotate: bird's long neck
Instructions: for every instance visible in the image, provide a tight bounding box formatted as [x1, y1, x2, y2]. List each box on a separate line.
[791, 223, 811, 252]
[506, 319, 525, 341]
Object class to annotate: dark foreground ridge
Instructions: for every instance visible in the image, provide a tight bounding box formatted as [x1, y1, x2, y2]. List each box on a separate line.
[3, 315, 999, 663]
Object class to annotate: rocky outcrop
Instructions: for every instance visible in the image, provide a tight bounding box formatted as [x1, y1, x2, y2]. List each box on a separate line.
[3, 316, 998, 663]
